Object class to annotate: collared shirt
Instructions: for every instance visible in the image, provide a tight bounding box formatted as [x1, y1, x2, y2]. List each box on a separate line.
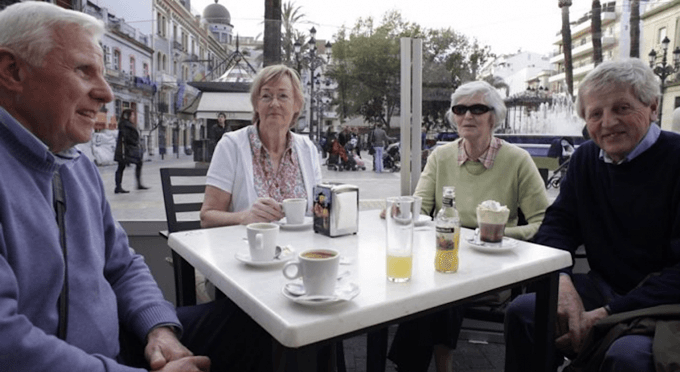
[600, 123, 661, 165]
[458, 137, 503, 169]
[248, 125, 307, 202]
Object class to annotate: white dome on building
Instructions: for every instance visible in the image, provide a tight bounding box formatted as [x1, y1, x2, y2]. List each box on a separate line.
[203, 0, 231, 25]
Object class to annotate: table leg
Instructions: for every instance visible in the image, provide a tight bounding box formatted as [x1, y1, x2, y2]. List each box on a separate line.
[533, 272, 559, 371]
[274, 342, 340, 372]
[172, 251, 196, 307]
[366, 329, 388, 372]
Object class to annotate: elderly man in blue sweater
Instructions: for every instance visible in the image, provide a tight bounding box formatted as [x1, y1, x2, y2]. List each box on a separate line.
[504, 58, 680, 371]
[0, 3, 271, 372]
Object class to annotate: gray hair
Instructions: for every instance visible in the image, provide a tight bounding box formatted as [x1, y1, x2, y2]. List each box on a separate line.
[446, 80, 507, 130]
[576, 58, 660, 119]
[0, 2, 104, 67]
[250, 64, 305, 127]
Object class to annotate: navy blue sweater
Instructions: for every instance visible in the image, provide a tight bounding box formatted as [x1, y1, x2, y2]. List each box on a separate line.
[535, 130, 680, 314]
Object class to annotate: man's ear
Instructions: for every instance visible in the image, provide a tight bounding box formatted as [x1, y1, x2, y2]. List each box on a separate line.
[0, 48, 24, 93]
[650, 97, 659, 122]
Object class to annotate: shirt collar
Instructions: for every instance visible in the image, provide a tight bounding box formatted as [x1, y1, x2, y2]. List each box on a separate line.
[599, 123, 660, 164]
[458, 137, 502, 169]
[248, 124, 294, 155]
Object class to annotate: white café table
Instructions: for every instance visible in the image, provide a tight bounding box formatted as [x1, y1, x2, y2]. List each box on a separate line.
[168, 210, 572, 371]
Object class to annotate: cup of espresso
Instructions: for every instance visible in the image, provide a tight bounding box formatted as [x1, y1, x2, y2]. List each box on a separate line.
[282, 249, 340, 296]
[246, 223, 279, 261]
[282, 198, 307, 225]
[476, 200, 510, 244]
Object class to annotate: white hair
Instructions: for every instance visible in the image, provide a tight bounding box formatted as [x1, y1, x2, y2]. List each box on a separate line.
[0, 2, 105, 67]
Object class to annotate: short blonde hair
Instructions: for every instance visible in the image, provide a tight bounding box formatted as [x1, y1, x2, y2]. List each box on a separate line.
[250, 65, 305, 127]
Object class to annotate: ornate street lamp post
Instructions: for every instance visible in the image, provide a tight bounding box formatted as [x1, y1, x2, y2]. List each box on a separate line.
[294, 27, 332, 142]
[648, 36, 680, 126]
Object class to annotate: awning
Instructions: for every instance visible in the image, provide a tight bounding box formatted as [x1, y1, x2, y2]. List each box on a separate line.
[195, 92, 253, 120]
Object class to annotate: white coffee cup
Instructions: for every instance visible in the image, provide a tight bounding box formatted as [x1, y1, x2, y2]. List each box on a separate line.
[282, 249, 340, 296]
[246, 223, 279, 261]
[282, 198, 307, 225]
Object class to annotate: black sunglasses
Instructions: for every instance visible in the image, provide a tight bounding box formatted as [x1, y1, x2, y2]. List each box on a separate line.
[451, 104, 493, 116]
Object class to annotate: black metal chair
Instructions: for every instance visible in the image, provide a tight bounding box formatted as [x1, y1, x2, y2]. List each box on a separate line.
[160, 167, 208, 307]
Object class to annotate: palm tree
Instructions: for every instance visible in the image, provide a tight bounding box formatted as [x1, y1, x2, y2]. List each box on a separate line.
[591, 0, 603, 65]
[630, 0, 640, 58]
[483, 75, 510, 97]
[264, 0, 282, 66]
[282, 1, 305, 66]
[559, 0, 574, 96]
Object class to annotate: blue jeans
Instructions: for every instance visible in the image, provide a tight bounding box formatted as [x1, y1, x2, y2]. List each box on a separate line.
[504, 272, 654, 372]
[373, 146, 384, 172]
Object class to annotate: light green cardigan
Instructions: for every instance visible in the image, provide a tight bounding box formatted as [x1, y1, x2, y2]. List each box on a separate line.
[416, 138, 549, 241]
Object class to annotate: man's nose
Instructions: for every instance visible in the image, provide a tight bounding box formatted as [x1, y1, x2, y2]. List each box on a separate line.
[91, 75, 114, 104]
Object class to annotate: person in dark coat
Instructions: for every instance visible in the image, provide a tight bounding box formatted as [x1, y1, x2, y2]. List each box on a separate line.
[114, 109, 148, 193]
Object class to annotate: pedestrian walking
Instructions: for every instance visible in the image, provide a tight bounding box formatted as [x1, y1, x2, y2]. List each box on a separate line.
[114, 109, 148, 193]
[371, 123, 393, 173]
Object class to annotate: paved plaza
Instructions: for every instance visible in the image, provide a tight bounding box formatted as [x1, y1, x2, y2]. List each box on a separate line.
[97, 151, 563, 372]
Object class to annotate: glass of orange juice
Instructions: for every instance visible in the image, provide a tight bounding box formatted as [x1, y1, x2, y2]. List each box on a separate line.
[385, 196, 415, 282]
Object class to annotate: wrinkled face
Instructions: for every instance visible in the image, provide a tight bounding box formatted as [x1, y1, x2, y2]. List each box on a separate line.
[583, 86, 655, 163]
[453, 94, 494, 144]
[14, 25, 113, 152]
[256, 76, 299, 130]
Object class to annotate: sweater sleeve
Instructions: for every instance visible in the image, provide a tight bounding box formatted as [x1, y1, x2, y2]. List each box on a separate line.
[503, 149, 549, 241]
[0, 225, 147, 372]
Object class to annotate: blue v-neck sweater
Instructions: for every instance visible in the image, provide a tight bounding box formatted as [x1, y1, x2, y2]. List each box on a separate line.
[535, 130, 680, 314]
[0, 108, 180, 372]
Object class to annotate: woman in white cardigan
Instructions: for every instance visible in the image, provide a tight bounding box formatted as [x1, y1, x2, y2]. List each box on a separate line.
[201, 65, 322, 227]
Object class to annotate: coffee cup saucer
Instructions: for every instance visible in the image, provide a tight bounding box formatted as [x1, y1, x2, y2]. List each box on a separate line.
[466, 232, 518, 253]
[282, 282, 360, 306]
[275, 216, 313, 230]
[235, 249, 295, 267]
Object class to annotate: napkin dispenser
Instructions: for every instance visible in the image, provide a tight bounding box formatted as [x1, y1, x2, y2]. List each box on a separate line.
[313, 183, 359, 237]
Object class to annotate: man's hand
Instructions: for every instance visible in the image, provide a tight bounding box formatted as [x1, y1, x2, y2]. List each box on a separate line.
[554, 275, 609, 355]
[155, 357, 211, 372]
[145, 327, 194, 370]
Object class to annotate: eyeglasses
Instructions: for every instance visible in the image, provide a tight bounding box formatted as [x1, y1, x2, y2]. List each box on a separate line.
[259, 92, 292, 104]
[451, 104, 493, 116]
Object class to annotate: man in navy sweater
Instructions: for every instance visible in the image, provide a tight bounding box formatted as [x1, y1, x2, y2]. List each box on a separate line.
[505, 58, 680, 372]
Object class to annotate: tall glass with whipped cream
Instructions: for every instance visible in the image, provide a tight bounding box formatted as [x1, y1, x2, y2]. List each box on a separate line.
[476, 200, 510, 244]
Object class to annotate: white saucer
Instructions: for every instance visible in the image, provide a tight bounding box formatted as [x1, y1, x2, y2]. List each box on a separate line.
[276, 216, 313, 230]
[414, 214, 433, 226]
[282, 282, 360, 306]
[235, 251, 295, 267]
[466, 236, 518, 253]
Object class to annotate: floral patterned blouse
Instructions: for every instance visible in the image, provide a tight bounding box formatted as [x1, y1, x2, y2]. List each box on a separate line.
[248, 125, 307, 202]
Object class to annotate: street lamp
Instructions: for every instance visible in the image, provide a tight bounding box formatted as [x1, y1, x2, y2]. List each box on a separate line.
[648, 36, 680, 126]
[294, 27, 332, 142]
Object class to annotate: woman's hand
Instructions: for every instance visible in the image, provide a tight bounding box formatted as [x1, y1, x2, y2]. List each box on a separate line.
[241, 197, 284, 225]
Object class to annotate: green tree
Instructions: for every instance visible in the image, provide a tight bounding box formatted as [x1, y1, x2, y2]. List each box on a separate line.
[327, 10, 492, 129]
[281, 1, 305, 66]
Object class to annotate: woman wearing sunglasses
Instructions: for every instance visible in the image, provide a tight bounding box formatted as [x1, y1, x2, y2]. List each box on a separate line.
[387, 80, 549, 372]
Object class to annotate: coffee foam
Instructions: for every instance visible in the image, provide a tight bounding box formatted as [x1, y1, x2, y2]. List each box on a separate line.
[476, 200, 510, 225]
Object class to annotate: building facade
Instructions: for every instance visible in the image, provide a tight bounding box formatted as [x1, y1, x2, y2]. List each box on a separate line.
[549, 0, 636, 95]
[153, 0, 229, 158]
[642, 0, 680, 129]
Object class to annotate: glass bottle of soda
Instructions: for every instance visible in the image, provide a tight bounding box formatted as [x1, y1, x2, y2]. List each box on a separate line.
[435, 186, 460, 273]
